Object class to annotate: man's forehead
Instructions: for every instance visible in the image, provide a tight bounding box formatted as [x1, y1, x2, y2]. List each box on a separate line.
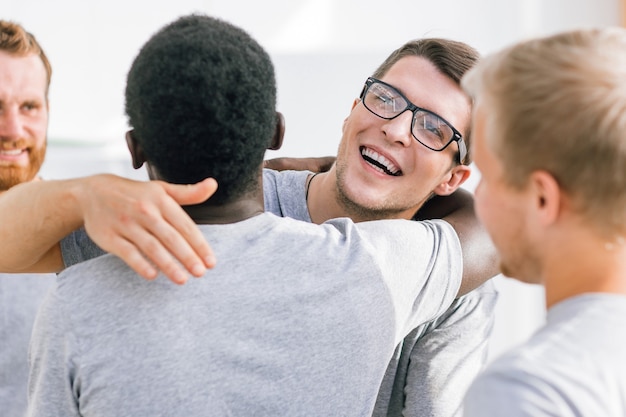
[380, 56, 471, 132]
[0, 51, 47, 98]
[0, 50, 46, 72]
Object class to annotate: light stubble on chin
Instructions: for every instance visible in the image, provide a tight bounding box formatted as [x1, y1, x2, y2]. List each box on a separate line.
[334, 165, 413, 222]
[497, 242, 542, 284]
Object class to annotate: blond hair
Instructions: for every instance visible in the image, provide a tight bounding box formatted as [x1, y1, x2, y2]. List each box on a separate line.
[463, 27, 626, 237]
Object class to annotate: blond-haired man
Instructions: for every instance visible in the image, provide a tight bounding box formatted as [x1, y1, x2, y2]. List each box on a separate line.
[462, 27, 626, 416]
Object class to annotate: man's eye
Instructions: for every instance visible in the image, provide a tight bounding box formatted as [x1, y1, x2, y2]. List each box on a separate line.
[416, 114, 447, 140]
[22, 102, 39, 111]
[425, 122, 442, 135]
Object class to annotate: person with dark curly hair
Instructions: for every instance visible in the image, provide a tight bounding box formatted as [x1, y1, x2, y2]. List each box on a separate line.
[27, 14, 477, 416]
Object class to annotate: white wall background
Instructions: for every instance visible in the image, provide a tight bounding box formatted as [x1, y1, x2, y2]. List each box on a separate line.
[5, 0, 621, 361]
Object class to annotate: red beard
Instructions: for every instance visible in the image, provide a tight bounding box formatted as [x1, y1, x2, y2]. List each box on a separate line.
[0, 141, 47, 190]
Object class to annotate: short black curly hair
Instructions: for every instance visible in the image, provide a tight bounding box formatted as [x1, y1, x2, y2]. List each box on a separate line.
[125, 14, 277, 204]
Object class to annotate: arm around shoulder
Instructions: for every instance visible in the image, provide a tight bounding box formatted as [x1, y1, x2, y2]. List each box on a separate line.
[0, 174, 219, 284]
[432, 189, 500, 296]
[0, 178, 81, 273]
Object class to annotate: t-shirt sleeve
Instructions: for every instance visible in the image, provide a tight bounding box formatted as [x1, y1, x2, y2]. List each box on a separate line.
[60, 228, 106, 268]
[330, 218, 463, 344]
[401, 282, 498, 417]
[27, 284, 81, 417]
[262, 168, 281, 215]
[262, 168, 313, 221]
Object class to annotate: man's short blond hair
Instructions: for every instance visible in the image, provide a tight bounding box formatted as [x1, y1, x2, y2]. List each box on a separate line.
[463, 27, 626, 238]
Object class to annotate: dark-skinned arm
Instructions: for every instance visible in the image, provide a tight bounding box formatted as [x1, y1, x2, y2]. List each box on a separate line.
[263, 156, 336, 173]
[417, 189, 499, 296]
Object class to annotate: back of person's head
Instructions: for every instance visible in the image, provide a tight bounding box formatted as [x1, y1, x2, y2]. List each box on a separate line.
[373, 38, 479, 164]
[463, 27, 626, 238]
[0, 20, 52, 97]
[125, 14, 277, 204]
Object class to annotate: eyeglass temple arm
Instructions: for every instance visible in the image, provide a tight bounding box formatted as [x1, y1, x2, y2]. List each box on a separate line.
[456, 136, 468, 165]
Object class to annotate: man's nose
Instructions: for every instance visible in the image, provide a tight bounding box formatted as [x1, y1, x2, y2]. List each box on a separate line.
[381, 109, 413, 147]
[0, 107, 24, 141]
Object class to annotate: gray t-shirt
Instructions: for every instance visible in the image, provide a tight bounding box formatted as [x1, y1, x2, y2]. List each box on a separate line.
[30, 213, 462, 416]
[0, 273, 55, 417]
[263, 168, 498, 417]
[60, 225, 105, 268]
[464, 294, 626, 417]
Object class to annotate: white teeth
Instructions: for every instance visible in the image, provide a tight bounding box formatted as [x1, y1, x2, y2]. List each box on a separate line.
[0, 149, 24, 156]
[361, 148, 400, 175]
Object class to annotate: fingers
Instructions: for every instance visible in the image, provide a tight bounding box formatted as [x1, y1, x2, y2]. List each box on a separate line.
[81, 175, 219, 285]
[105, 237, 160, 282]
[110, 226, 195, 286]
[163, 178, 218, 206]
[121, 185, 216, 284]
[142, 195, 214, 280]
[160, 178, 219, 269]
[263, 157, 290, 171]
[95, 201, 210, 285]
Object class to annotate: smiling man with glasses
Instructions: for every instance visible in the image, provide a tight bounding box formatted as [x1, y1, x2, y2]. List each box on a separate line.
[289, 41, 475, 227]
[263, 38, 498, 417]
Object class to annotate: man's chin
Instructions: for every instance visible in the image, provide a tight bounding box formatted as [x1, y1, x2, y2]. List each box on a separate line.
[500, 262, 540, 285]
[337, 188, 409, 221]
[0, 166, 39, 190]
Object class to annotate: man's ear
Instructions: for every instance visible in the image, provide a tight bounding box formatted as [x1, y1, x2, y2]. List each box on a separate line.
[432, 165, 472, 196]
[529, 170, 561, 226]
[341, 99, 361, 134]
[125, 130, 146, 169]
[268, 112, 285, 151]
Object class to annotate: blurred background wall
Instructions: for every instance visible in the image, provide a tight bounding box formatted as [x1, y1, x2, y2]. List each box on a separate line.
[5, 0, 621, 361]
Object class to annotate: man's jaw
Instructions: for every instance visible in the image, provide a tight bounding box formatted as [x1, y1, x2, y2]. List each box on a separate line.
[360, 146, 402, 176]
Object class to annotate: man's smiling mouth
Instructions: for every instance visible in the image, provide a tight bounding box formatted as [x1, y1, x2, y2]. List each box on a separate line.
[360, 147, 402, 176]
[0, 149, 26, 156]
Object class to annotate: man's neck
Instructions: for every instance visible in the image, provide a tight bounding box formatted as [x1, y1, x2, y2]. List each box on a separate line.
[183, 194, 264, 225]
[544, 231, 626, 308]
[306, 170, 352, 224]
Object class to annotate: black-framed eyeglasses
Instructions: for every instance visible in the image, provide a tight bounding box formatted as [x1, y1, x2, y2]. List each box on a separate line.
[359, 77, 467, 164]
